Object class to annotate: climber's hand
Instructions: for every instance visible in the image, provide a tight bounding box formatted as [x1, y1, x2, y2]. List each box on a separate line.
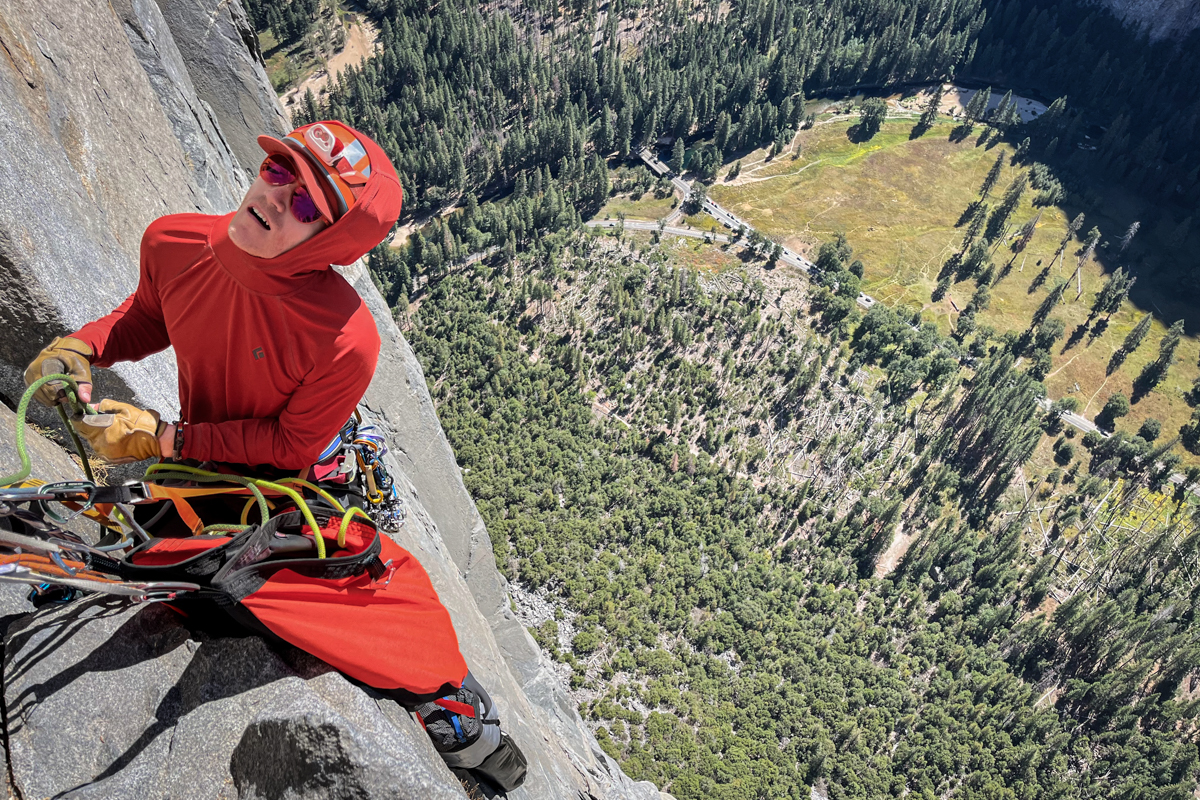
[72, 400, 163, 463]
[24, 337, 94, 407]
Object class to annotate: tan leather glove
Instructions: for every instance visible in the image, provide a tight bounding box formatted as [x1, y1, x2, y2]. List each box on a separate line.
[24, 336, 94, 407]
[72, 400, 164, 463]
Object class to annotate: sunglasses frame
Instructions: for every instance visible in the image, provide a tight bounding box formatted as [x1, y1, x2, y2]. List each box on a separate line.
[258, 155, 328, 225]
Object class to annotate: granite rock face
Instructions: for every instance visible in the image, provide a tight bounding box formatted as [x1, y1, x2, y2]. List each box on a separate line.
[154, 0, 291, 171]
[0, 0, 247, 424]
[4, 601, 468, 800]
[0, 0, 662, 798]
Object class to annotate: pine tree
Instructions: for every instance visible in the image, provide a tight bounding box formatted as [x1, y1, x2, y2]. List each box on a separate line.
[1091, 267, 1135, 319]
[643, 107, 659, 148]
[991, 90, 1013, 125]
[1156, 320, 1185, 368]
[1011, 137, 1031, 164]
[963, 86, 991, 123]
[985, 172, 1027, 240]
[1052, 213, 1085, 272]
[670, 137, 686, 173]
[1135, 319, 1186, 394]
[1073, 226, 1101, 299]
[1012, 212, 1040, 255]
[1118, 221, 1140, 254]
[1031, 278, 1068, 328]
[912, 83, 944, 138]
[1096, 392, 1130, 430]
[858, 98, 888, 139]
[714, 111, 732, 153]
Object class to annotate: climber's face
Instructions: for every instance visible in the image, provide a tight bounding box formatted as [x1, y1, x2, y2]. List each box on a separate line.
[227, 163, 328, 259]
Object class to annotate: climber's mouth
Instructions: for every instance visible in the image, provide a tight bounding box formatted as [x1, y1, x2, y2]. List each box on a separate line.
[249, 207, 270, 230]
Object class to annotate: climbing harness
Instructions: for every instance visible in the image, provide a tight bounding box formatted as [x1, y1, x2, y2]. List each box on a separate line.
[1, 375, 393, 598]
[1, 371, 525, 788]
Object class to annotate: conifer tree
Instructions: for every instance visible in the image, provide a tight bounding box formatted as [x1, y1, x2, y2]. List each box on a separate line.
[670, 137, 686, 173]
[1131, 319, 1186, 397]
[714, 111, 732, 153]
[1118, 221, 1140, 254]
[1011, 137, 1031, 164]
[1052, 213, 1085, 272]
[963, 86, 991, 123]
[912, 84, 943, 138]
[1091, 267, 1135, 319]
[985, 172, 1027, 240]
[1031, 278, 1068, 328]
[858, 98, 888, 139]
[1123, 314, 1153, 354]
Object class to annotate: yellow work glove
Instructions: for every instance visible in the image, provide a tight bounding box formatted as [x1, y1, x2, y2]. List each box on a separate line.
[23, 336, 94, 407]
[72, 400, 164, 463]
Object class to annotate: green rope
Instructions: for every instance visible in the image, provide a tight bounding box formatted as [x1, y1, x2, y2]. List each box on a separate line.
[1, 374, 95, 487]
[3, 382, 377, 560]
[56, 404, 95, 484]
[140, 467, 271, 530]
[337, 506, 374, 548]
[142, 463, 328, 558]
[201, 524, 252, 535]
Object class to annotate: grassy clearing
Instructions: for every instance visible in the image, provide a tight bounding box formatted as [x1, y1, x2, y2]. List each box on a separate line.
[709, 114, 1200, 451]
[597, 193, 677, 221]
[680, 211, 724, 231]
[260, 31, 323, 93]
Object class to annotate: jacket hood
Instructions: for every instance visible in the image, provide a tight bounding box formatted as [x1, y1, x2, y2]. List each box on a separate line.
[210, 121, 402, 295]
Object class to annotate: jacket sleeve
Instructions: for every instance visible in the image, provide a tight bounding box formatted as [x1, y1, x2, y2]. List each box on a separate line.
[181, 315, 381, 470]
[70, 226, 173, 367]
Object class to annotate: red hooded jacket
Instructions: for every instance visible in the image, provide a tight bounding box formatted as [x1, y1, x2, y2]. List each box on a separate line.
[71, 123, 402, 470]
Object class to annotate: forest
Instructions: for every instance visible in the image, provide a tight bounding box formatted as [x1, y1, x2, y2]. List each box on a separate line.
[255, 0, 1200, 795]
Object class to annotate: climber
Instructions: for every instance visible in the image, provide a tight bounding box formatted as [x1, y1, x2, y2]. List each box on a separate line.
[23, 120, 397, 475]
[16, 121, 528, 790]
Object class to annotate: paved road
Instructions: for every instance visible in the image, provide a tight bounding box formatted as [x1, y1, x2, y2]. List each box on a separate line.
[1035, 397, 1102, 437]
[586, 218, 729, 242]
[637, 148, 877, 309]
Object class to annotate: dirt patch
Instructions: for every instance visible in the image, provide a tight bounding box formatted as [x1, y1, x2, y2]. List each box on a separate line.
[874, 522, 914, 578]
[281, 12, 379, 119]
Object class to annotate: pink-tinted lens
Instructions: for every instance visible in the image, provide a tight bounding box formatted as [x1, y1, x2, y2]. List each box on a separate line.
[260, 156, 297, 186]
[291, 186, 324, 224]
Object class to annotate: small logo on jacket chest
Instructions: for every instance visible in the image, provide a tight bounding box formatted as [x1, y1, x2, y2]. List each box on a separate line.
[252, 347, 266, 361]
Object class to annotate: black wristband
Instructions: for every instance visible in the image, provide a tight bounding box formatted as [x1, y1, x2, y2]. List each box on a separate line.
[173, 421, 185, 459]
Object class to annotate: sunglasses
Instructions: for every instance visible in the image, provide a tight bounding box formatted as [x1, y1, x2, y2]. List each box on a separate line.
[258, 155, 326, 224]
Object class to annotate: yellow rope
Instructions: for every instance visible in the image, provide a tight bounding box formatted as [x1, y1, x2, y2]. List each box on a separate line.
[142, 464, 326, 558]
